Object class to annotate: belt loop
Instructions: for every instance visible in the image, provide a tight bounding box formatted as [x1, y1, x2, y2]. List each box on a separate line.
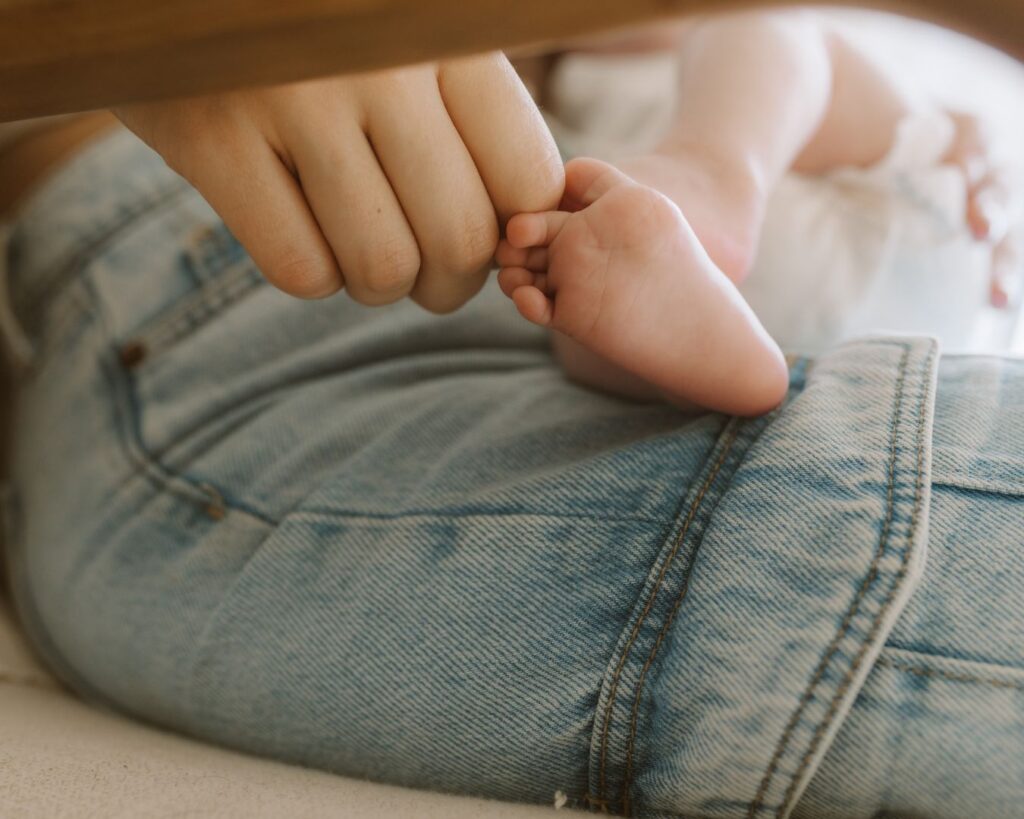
[0, 222, 36, 374]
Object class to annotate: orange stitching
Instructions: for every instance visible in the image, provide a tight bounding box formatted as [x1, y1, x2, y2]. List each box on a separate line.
[619, 425, 741, 816]
[875, 656, 1024, 692]
[595, 419, 737, 807]
[749, 343, 912, 818]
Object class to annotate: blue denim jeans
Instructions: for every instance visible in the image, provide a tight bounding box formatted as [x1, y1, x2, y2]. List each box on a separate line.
[3, 130, 1023, 819]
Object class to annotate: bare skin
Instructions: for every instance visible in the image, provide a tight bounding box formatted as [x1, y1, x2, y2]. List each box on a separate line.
[498, 12, 1021, 413]
[2, 15, 1018, 421]
[115, 54, 564, 310]
[497, 158, 788, 416]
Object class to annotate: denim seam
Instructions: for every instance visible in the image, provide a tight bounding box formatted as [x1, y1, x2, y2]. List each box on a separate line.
[748, 341, 916, 818]
[90, 269, 275, 528]
[11, 183, 193, 377]
[875, 656, 1024, 692]
[14, 180, 191, 317]
[182, 501, 297, 732]
[23, 281, 92, 374]
[774, 342, 933, 815]
[591, 417, 739, 812]
[620, 407, 785, 816]
[60, 220, 277, 527]
[930, 477, 1024, 499]
[293, 508, 671, 526]
[121, 261, 264, 361]
[774, 340, 934, 818]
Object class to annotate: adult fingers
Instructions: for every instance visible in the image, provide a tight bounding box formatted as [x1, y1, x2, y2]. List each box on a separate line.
[283, 105, 421, 306]
[121, 101, 343, 299]
[365, 67, 498, 314]
[562, 157, 637, 211]
[440, 53, 565, 226]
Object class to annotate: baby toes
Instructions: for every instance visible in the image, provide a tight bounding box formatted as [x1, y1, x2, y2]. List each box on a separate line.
[495, 238, 527, 269]
[497, 267, 554, 326]
[496, 240, 549, 272]
[497, 266, 536, 298]
[518, 246, 548, 272]
[506, 211, 571, 249]
[511, 283, 554, 327]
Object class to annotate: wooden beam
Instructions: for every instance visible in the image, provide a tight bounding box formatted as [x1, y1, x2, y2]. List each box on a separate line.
[1, 0, 1021, 122]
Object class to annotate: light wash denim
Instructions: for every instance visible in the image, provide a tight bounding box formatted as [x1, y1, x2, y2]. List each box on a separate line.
[2, 130, 1023, 819]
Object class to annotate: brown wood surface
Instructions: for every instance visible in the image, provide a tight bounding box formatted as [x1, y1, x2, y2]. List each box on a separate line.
[1, 0, 1022, 122]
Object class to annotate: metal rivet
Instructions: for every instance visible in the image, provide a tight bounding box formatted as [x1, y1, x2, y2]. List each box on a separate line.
[200, 483, 226, 521]
[118, 341, 147, 369]
[205, 503, 226, 521]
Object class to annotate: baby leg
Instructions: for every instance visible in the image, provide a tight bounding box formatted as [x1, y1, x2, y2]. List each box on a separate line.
[621, 11, 913, 283]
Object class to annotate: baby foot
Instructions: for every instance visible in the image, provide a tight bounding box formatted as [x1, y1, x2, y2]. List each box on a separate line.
[497, 158, 787, 416]
[613, 147, 767, 284]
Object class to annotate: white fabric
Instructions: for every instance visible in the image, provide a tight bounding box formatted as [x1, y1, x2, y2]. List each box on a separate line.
[744, 111, 994, 354]
[543, 14, 1024, 354]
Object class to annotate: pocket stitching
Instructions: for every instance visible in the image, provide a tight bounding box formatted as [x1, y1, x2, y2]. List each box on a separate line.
[776, 342, 935, 816]
[749, 342, 911, 817]
[591, 418, 735, 809]
[92, 261, 276, 528]
[748, 340, 935, 818]
[117, 254, 264, 369]
[615, 422, 741, 816]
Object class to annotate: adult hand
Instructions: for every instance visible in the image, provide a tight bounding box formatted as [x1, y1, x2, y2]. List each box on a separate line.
[116, 53, 564, 312]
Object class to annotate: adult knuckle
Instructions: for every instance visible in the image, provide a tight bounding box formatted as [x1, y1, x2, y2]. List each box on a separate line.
[358, 238, 421, 296]
[434, 212, 498, 274]
[272, 255, 338, 299]
[460, 213, 500, 268]
[145, 114, 208, 176]
[411, 282, 479, 316]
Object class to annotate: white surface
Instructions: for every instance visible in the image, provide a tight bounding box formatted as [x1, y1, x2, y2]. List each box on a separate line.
[0, 601, 566, 819]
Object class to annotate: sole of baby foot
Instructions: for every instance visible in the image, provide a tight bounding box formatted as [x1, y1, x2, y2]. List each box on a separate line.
[613, 146, 767, 284]
[500, 159, 788, 417]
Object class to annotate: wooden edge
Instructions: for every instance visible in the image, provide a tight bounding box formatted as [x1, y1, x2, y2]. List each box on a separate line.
[0, 0, 1021, 122]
